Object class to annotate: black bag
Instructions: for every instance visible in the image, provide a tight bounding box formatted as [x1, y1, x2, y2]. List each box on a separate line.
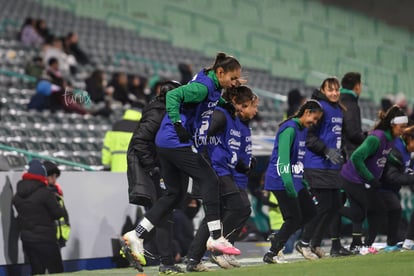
[127, 151, 157, 207]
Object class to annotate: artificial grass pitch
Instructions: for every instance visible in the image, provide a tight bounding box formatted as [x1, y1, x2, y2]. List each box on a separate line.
[52, 251, 414, 276]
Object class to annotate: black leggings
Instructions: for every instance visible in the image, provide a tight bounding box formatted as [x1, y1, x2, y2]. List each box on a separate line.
[145, 147, 220, 227]
[301, 188, 342, 247]
[186, 189, 251, 262]
[340, 177, 376, 234]
[366, 191, 402, 246]
[269, 189, 316, 254]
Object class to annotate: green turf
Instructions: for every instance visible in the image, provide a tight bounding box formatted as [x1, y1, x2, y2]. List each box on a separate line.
[53, 251, 414, 276]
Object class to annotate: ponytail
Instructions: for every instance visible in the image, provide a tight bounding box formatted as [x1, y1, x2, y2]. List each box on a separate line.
[205, 52, 241, 73]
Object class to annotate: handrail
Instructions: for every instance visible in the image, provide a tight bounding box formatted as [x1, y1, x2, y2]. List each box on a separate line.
[0, 19, 20, 33]
[106, 12, 173, 42]
[246, 31, 309, 68]
[0, 69, 37, 82]
[162, 5, 224, 42]
[0, 144, 96, 171]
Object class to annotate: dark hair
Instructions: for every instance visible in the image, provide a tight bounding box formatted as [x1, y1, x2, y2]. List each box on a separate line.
[222, 85, 256, 104]
[280, 99, 323, 126]
[341, 72, 361, 90]
[158, 80, 182, 103]
[374, 105, 406, 131]
[205, 52, 241, 73]
[320, 77, 340, 91]
[402, 125, 414, 144]
[48, 57, 58, 66]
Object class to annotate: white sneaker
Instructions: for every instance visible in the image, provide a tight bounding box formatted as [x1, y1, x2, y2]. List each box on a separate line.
[223, 254, 241, 267]
[275, 250, 288, 264]
[122, 230, 146, 265]
[206, 236, 241, 255]
[210, 254, 233, 269]
[402, 239, 414, 250]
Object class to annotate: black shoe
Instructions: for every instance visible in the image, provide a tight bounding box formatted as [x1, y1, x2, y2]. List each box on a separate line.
[349, 243, 364, 255]
[159, 264, 185, 275]
[263, 252, 277, 264]
[330, 246, 353, 257]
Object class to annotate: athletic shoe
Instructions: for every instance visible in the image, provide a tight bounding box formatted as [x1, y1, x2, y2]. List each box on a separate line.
[311, 246, 326, 258]
[186, 262, 212, 272]
[159, 264, 185, 275]
[383, 245, 400, 252]
[206, 236, 241, 255]
[210, 254, 233, 269]
[295, 241, 318, 260]
[402, 239, 414, 250]
[223, 254, 241, 267]
[121, 230, 146, 266]
[349, 243, 363, 255]
[330, 246, 353, 257]
[263, 251, 288, 264]
[359, 246, 378, 255]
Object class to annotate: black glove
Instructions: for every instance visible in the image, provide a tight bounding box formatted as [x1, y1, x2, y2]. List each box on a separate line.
[365, 178, 381, 189]
[324, 148, 344, 165]
[174, 122, 191, 143]
[235, 158, 250, 174]
[148, 166, 161, 184]
[250, 156, 257, 170]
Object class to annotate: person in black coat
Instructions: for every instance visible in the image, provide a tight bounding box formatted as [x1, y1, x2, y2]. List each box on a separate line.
[126, 80, 188, 271]
[340, 72, 367, 160]
[13, 160, 65, 275]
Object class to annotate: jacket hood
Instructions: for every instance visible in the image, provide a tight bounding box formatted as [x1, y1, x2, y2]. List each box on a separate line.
[17, 173, 48, 198]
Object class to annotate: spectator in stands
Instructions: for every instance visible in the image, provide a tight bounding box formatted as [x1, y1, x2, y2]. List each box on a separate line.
[43, 161, 70, 248]
[35, 19, 53, 43]
[365, 126, 414, 251]
[262, 100, 323, 264]
[381, 96, 393, 113]
[128, 75, 148, 106]
[46, 57, 65, 86]
[340, 72, 367, 160]
[85, 69, 113, 116]
[28, 79, 60, 112]
[108, 72, 131, 106]
[19, 17, 44, 47]
[25, 56, 45, 80]
[42, 37, 77, 77]
[286, 88, 305, 117]
[178, 62, 194, 84]
[63, 32, 90, 65]
[102, 107, 143, 172]
[13, 160, 65, 275]
[340, 105, 407, 253]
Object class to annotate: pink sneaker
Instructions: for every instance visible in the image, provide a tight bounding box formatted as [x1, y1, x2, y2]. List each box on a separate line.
[206, 236, 241, 255]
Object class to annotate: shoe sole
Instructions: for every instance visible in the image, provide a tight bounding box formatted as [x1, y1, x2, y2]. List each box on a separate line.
[120, 238, 144, 272]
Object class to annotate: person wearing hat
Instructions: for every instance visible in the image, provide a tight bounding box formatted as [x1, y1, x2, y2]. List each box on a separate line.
[43, 161, 71, 248]
[13, 159, 65, 274]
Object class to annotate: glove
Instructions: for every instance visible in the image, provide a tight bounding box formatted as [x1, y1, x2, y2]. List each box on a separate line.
[324, 148, 344, 165]
[365, 178, 381, 189]
[235, 159, 250, 174]
[250, 156, 257, 170]
[148, 166, 161, 183]
[174, 122, 191, 143]
[284, 182, 298, 198]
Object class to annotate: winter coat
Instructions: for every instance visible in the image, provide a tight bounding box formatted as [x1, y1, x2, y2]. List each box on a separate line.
[13, 173, 65, 243]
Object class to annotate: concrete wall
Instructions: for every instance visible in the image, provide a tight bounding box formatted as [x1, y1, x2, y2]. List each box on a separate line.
[0, 171, 142, 265]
